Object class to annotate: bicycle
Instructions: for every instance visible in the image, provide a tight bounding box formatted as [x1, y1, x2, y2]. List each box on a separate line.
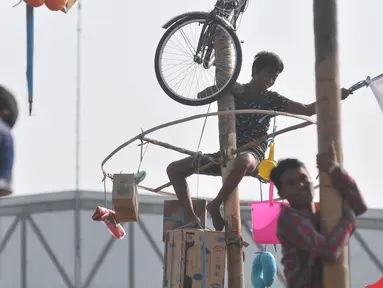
[154, 0, 248, 106]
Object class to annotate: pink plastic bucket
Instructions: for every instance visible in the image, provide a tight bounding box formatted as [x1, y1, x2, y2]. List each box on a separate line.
[249, 183, 289, 244]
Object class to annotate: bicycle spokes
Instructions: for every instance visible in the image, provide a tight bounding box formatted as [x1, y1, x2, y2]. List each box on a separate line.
[155, 16, 242, 105]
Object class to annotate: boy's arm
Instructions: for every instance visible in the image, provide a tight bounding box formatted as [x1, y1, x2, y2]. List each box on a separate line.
[329, 166, 368, 216]
[285, 101, 316, 116]
[230, 82, 245, 97]
[197, 82, 244, 99]
[277, 208, 356, 261]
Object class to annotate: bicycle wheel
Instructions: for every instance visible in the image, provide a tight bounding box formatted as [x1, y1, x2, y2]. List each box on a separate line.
[154, 13, 242, 106]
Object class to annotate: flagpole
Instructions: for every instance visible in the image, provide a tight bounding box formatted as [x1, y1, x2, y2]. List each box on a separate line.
[74, 0, 82, 287]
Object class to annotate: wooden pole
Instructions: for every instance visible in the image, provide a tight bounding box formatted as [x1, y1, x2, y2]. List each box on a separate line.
[215, 29, 244, 287]
[313, 0, 350, 287]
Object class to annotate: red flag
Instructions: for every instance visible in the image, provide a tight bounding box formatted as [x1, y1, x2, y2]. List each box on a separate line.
[366, 276, 383, 288]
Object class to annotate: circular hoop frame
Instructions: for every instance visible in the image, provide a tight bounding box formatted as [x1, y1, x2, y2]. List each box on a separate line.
[101, 109, 316, 199]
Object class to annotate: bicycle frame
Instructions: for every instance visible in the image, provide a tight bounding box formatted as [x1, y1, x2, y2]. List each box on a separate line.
[194, 0, 247, 63]
[215, 0, 248, 29]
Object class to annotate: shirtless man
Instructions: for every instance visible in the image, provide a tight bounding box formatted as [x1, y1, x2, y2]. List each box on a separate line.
[166, 51, 352, 231]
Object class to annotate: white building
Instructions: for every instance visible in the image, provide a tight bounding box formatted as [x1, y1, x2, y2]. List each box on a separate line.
[0, 190, 382, 288]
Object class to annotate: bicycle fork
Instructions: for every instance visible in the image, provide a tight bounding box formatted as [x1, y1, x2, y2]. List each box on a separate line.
[194, 16, 217, 68]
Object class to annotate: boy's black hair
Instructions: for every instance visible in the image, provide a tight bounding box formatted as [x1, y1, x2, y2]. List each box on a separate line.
[270, 158, 305, 194]
[0, 86, 19, 128]
[251, 51, 284, 77]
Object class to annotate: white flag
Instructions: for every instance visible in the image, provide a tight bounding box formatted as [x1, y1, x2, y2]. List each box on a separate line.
[369, 74, 383, 113]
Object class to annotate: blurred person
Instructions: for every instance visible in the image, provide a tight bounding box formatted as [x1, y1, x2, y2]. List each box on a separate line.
[0, 85, 18, 197]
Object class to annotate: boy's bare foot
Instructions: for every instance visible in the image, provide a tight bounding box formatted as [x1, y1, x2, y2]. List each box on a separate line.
[207, 201, 225, 231]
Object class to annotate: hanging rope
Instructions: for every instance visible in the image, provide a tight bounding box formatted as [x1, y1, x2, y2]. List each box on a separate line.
[103, 176, 107, 208]
[165, 104, 212, 231]
[101, 128, 150, 210]
[137, 129, 150, 174]
[194, 103, 211, 194]
[270, 113, 277, 143]
[259, 111, 278, 147]
[265, 114, 278, 252]
[255, 111, 278, 185]
[194, 103, 212, 229]
[196, 104, 211, 152]
[191, 104, 212, 288]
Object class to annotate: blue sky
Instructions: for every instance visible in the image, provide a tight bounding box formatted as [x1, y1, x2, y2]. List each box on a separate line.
[1, 0, 382, 208]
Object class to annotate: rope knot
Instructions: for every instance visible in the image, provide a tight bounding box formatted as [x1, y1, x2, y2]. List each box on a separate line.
[193, 151, 204, 167]
[226, 235, 249, 248]
[257, 176, 269, 184]
[258, 111, 278, 124]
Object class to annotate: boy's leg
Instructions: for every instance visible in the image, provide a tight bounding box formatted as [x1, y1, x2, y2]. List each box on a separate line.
[207, 151, 259, 231]
[166, 153, 221, 225]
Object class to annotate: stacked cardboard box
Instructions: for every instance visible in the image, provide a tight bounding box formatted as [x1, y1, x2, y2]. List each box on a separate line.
[162, 199, 207, 242]
[163, 229, 226, 288]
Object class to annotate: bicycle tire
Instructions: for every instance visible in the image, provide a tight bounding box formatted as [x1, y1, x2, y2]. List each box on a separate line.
[154, 12, 242, 106]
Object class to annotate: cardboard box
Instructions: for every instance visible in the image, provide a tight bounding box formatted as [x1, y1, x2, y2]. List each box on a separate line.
[61, 0, 77, 13]
[112, 174, 139, 222]
[163, 199, 207, 242]
[163, 229, 226, 288]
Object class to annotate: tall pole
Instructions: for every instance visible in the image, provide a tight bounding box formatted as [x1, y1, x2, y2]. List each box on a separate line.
[75, 1, 81, 191]
[313, 0, 350, 287]
[74, 0, 82, 287]
[215, 30, 244, 288]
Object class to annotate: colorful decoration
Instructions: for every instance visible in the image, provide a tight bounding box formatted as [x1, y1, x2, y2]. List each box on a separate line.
[251, 251, 277, 288]
[92, 206, 126, 239]
[366, 276, 383, 287]
[258, 141, 277, 181]
[45, 0, 68, 11]
[250, 183, 289, 245]
[26, 4, 34, 115]
[14, 1, 78, 115]
[24, 0, 44, 7]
